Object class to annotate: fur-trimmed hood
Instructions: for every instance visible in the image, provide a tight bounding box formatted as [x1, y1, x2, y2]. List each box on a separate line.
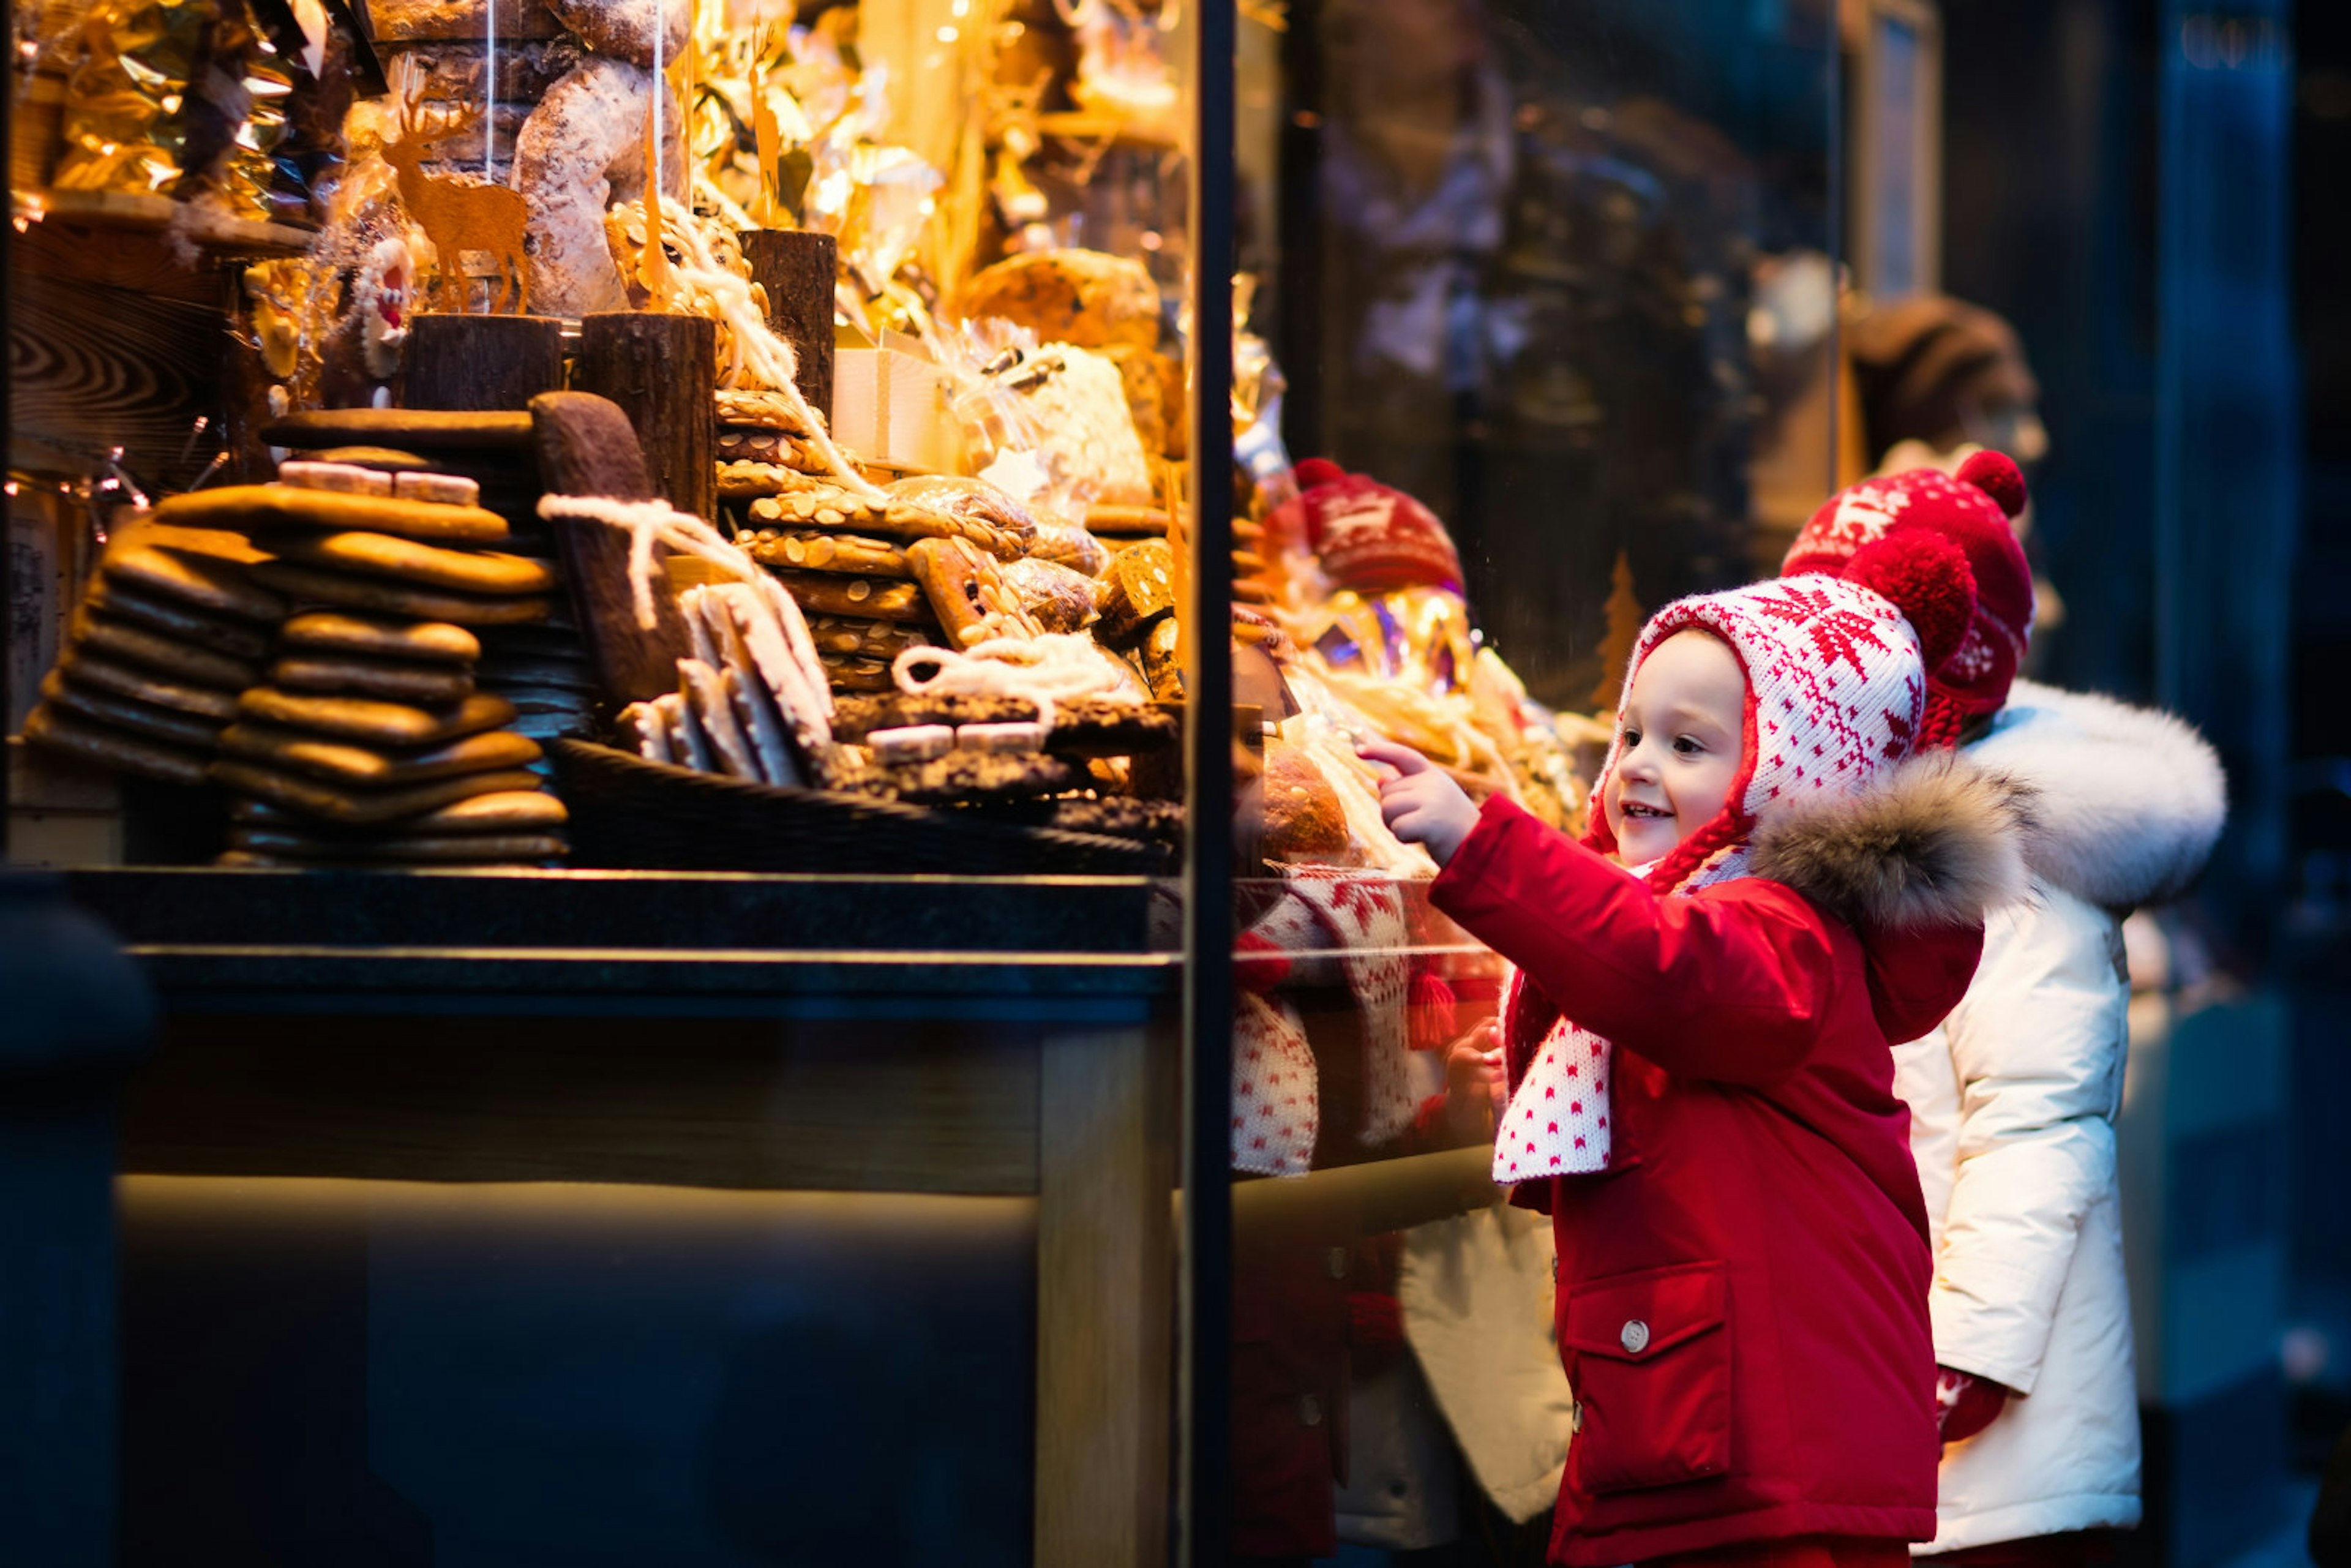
[1750, 749, 2035, 934]
[1965, 679, 2225, 909]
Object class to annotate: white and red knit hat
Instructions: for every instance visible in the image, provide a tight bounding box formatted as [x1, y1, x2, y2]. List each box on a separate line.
[1493, 535, 1976, 1185]
[1782, 450, 2033, 745]
[1581, 533, 1979, 895]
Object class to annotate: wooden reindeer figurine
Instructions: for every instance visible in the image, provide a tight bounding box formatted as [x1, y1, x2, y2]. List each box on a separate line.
[383, 85, 532, 316]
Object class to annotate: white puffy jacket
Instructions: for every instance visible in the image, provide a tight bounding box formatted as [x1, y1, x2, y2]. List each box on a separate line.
[1902, 681, 2224, 1552]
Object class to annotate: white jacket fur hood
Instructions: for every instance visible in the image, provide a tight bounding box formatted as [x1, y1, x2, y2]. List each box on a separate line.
[1903, 681, 2222, 1554]
[1970, 680, 2227, 910]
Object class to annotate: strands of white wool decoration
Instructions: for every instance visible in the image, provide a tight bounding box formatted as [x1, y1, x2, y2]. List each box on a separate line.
[634, 193, 882, 503]
[890, 632, 1134, 729]
[537, 492, 833, 725]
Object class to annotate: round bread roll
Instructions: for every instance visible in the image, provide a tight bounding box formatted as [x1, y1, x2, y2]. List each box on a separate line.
[1259, 743, 1352, 865]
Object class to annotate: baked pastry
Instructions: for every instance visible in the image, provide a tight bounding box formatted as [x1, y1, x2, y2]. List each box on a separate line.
[514, 56, 682, 317]
[156, 483, 511, 544]
[24, 705, 212, 786]
[542, 0, 685, 67]
[72, 612, 260, 692]
[999, 557, 1098, 635]
[279, 610, 481, 664]
[764, 570, 929, 621]
[59, 652, 242, 721]
[904, 536, 1038, 647]
[252, 561, 551, 625]
[737, 528, 910, 579]
[236, 687, 517, 746]
[271, 653, 477, 705]
[102, 539, 285, 623]
[84, 581, 273, 659]
[1093, 539, 1177, 643]
[208, 761, 549, 825]
[257, 530, 555, 595]
[865, 749, 1081, 805]
[882, 476, 1041, 552]
[714, 388, 816, 432]
[1027, 523, 1112, 579]
[714, 427, 820, 470]
[216, 722, 542, 786]
[40, 669, 225, 752]
[956, 249, 1161, 351]
[1259, 743, 1351, 863]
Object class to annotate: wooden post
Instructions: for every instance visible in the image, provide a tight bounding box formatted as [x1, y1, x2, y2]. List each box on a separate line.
[569, 312, 717, 522]
[738, 231, 838, 427]
[403, 313, 568, 410]
[1034, 1022, 1175, 1567]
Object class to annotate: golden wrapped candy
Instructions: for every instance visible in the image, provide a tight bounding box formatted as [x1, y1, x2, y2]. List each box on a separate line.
[52, 0, 300, 223]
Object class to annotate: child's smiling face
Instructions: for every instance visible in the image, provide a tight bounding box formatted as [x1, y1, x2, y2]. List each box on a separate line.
[1603, 629, 1749, 866]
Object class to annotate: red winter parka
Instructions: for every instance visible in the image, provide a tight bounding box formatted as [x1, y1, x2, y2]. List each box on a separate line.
[1428, 754, 2026, 1567]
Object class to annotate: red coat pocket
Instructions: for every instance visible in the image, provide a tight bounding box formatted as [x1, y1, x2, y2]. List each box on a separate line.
[1562, 1260, 1732, 1493]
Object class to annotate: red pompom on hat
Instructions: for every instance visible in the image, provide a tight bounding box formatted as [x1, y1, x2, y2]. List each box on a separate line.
[1782, 452, 2034, 738]
[1843, 530, 1978, 672]
[1294, 462, 1465, 595]
[1956, 449, 2028, 519]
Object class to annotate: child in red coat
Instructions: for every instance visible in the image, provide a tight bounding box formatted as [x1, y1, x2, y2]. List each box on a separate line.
[1362, 542, 2029, 1568]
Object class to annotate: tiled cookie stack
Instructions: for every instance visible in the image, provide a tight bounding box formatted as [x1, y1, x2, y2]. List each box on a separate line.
[726, 478, 949, 694]
[827, 690, 1183, 857]
[714, 389, 923, 694]
[152, 462, 569, 866]
[23, 525, 287, 786]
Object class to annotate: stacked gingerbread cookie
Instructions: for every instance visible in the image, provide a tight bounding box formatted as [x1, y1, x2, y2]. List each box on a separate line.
[259, 408, 605, 754]
[23, 525, 287, 786]
[152, 462, 569, 866]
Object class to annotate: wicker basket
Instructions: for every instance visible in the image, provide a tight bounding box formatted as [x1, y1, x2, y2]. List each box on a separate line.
[550, 740, 1175, 876]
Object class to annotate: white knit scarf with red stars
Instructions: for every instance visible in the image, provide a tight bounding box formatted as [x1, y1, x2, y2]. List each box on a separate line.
[1486, 852, 1752, 1182]
[1232, 869, 1423, 1177]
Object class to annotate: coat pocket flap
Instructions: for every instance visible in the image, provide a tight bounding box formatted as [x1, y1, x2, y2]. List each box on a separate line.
[1562, 1261, 1727, 1362]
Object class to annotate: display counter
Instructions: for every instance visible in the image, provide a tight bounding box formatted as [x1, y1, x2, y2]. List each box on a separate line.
[63, 868, 1183, 1564]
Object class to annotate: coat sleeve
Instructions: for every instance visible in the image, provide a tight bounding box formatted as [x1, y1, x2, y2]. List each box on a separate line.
[1428, 796, 1841, 1085]
[1926, 882, 2131, 1395]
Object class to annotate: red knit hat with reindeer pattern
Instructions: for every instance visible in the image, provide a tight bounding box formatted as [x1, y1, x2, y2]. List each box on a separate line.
[1782, 450, 2033, 746]
[1583, 533, 1978, 896]
[1292, 459, 1465, 594]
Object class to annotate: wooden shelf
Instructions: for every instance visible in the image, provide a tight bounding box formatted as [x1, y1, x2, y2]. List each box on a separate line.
[18, 188, 318, 258]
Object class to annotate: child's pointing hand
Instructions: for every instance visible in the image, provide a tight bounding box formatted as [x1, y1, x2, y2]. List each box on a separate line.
[1357, 738, 1480, 867]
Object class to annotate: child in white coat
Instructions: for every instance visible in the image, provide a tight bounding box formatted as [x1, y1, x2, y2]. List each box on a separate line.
[1782, 452, 2227, 1564]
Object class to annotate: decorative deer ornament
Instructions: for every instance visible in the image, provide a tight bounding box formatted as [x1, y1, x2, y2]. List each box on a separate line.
[383, 84, 532, 315]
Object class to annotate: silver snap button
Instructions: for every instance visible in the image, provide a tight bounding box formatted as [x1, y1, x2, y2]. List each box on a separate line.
[1299, 1393, 1323, 1427]
[1619, 1318, 1651, 1354]
[1571, 1401, 1585, 1433]
[1328, 1246, 1349, 1280]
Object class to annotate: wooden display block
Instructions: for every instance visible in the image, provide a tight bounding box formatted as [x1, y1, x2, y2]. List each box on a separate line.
[832, 334, 961, 475]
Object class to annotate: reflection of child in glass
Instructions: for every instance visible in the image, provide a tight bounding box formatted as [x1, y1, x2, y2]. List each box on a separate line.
[1359, 545, 2028, 1568]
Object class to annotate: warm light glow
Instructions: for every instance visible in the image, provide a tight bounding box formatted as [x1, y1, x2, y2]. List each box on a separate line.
[118, 1175, 1038, 1240]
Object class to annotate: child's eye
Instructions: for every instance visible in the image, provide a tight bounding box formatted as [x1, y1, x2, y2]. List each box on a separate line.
[1673, 735, 1704, 755]
[1622, 727, 1642, 748]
